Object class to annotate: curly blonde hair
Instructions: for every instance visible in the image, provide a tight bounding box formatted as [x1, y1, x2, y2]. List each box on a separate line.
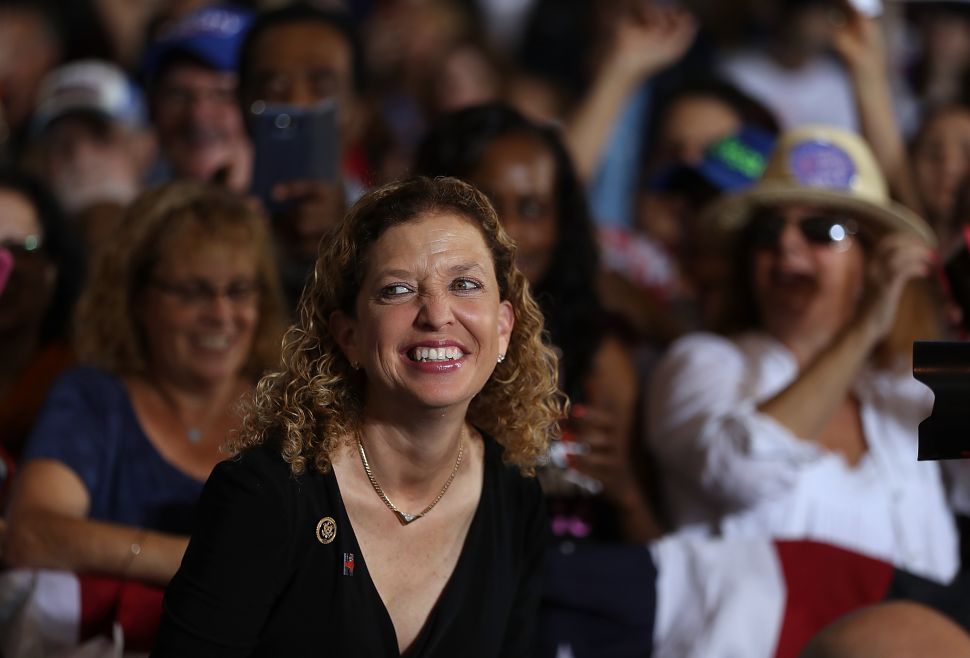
[74, 181, 287, 378]
[234, 176, 565, 475]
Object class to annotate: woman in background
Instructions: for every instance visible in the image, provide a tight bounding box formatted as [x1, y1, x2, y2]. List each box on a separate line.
[417, 103, 660, 542]
[648, 126, 959, 583]
[6, 181, 286, 585]
[0, 167, 82, 473]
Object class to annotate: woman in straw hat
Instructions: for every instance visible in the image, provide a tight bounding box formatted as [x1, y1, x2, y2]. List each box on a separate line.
[646, 125, 963, 583]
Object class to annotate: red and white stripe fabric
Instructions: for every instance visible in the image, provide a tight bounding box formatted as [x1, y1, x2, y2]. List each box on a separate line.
[652, 534, 787, 657]
[0, 569, 163, 657]
[2, 539, 946, 658]
[652, 534, 900, 658]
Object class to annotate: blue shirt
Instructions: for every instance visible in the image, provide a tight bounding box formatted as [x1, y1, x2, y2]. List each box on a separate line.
[23, 366, 205, 534]
[588, 82, 652, 228]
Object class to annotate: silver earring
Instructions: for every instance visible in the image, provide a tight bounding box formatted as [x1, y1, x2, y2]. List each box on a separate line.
[351, 361, 360, 370]
[497, 354, 505, 364]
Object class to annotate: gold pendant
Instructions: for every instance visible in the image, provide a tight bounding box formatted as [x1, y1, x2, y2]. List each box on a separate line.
[395, 511, 420, 525]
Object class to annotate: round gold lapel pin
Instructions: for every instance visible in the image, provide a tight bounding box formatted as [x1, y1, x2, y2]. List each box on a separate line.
[316, 517, 337, 544]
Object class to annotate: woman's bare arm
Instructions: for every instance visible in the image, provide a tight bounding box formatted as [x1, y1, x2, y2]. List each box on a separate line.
[5, 459, 188, 586]
[832, 8, 924, 213]
[758, 235, 931, 442]
[565, 6, 696, 182]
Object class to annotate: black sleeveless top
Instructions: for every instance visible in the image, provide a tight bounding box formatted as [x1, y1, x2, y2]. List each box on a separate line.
[152, 435, 546, 657]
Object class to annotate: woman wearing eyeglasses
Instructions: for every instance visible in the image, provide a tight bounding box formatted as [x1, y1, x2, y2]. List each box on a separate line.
[5, 182, 286, 596]
[646, 126, 961, 583]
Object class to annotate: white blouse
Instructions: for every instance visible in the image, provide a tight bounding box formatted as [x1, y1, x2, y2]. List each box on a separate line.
[647, 331, 960, 583]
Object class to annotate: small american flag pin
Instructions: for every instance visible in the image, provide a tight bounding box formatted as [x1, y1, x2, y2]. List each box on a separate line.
[343, 552, 355, 576]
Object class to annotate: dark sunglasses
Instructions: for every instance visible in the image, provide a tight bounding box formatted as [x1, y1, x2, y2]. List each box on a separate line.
[748, 213, 858, 250]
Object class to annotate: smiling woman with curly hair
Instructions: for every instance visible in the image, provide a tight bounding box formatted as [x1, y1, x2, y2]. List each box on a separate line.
[155, 176, 565, 657]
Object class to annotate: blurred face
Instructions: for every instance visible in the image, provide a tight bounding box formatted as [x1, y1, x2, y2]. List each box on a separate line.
[786, 5, 836, 56]
[138, 237, 259, 390]
[42, 115, 144, 213]
[750, 204, 864, 347]
[433, 44, 501, 114]
[913, 108, 970, 229]
[656, 96, 741, 167]
[919, 11, 970, 68]
[0, 189, 53, 335]
[152, 62, 247, 182]
[0, 7, 60, 132]
[470, 133, 558, 286]
[244, 21, 356, 137]
[331, 212, 513, 413]
[636, 192, 690, 254]
[507, 74, 564, 125]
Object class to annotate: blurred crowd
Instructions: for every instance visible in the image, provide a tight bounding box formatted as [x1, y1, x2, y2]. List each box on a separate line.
[4, 0, 970, 655]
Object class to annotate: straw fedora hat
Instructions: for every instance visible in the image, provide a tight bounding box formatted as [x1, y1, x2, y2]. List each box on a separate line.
[704, 125, 937, 246]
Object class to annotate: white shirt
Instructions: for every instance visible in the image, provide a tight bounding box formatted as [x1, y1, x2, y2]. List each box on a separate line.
[650, 534, 787, 658]
[719, 52, 859, 132]
[647, 331, 959, 583]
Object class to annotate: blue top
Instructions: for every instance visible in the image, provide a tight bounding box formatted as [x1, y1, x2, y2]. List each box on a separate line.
[23, 366, 205, 535]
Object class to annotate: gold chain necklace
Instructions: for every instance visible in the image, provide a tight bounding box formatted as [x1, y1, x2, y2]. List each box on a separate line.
[357, 432, 464, 525]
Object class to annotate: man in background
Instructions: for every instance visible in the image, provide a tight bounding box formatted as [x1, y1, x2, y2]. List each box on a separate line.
[143, 4, 253, 192]
[238, 4, 367, 306]
[30, 60, 155, 250]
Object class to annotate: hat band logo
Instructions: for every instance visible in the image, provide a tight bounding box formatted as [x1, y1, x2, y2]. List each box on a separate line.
[712, 138, 766, 178]
[788, 140, 857, 191]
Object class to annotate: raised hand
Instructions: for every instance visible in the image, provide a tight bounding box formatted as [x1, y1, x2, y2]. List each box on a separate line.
[605, 4, 698, 82]
[857, 233, 934, 343]
[830, 2, 887, 76]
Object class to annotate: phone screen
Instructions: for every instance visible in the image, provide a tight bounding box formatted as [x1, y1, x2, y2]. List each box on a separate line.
[249, 99, 339, 213]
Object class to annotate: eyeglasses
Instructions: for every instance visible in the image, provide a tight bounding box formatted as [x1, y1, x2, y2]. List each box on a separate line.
[151, 279, 260, 307]
[0, 235, 44, 257]
[748, 213, 858, 251]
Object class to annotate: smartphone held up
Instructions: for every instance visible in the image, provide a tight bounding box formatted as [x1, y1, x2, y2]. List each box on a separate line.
[249, 99, 340, 214]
